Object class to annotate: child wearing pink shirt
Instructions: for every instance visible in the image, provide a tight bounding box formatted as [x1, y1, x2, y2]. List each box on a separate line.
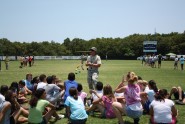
[77, 83, 87, 105]
[112, 72, 143, 124]
[87, 84, 117, 118]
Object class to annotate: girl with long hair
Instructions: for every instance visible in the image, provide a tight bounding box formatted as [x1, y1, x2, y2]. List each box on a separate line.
[112, 72, 143, 124]
[28, 88, 63, 124]
[87, 84, 117, 119]
[5, 90, 29, 124]
[149, 89, 177, 124]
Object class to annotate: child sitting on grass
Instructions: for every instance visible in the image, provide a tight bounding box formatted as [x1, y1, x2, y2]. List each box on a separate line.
[18, 80, 28, 103]
[65, 87, 88, 124]
[77, 83, 87, 105]
[88, 81, 103, 107]
[87, 84, 117, 119]
[28, 88, 63, 124]
[112, 72, 143, 124]
[140, 80, 158, 114]
[149, 89, 178, 124]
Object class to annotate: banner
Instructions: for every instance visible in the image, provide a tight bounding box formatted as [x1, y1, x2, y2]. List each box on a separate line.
[143, 41, 157, 52]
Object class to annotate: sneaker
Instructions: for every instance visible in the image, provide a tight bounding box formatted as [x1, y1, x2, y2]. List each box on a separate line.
[134, 118, 140, 124]
[68, 119, 72, 124]
[53, 114, 65, 120]
[51, 116, 55, 119]
[86, 111, 89, 115]
[175, 100, 185, 105]
[179, 99, 183, 101]
[58, 114, 65, 119]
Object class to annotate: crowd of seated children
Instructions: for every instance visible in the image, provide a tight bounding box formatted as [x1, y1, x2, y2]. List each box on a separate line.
[0, 73, 66, 124]
[0, 71, 183, 124]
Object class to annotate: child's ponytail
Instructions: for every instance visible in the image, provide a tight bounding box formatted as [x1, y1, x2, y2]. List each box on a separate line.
[148, 80, 158, 93]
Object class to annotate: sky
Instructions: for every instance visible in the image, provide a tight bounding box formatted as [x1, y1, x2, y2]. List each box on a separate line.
[0, 0, 185, 43]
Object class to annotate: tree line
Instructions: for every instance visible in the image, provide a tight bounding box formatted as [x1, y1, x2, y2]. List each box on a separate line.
[0, 32, 185, 59]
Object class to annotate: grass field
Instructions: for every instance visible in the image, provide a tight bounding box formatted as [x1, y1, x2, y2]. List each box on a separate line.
[0, 60, 185, 124]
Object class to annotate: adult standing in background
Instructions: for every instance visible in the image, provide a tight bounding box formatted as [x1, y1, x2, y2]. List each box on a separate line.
[157, 54, 162, 68]
[19, 56, 24, 68]
[86, 47, 101, 90]
[174, 56, 179, 70]
[31, 56, 34, 66]
[28, 56, 32, 67]
[4, 56, 9, 70]
[180, 55, 185, 70]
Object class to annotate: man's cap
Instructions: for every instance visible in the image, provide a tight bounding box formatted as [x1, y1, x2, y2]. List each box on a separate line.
[90, 47, 97, 52]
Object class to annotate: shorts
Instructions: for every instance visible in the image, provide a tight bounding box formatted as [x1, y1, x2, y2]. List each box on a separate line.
[28, 117, 46, 124]
[101, 109, 106, 118]
[70, 118, 87, 124]
[150, 116, 177, 124]
[174, 62, 178, 66]
[174, 90, 184, 100]
[10, 116, 15, 124]
[126, 106, 143, 119]
[143, 100, 151, 113]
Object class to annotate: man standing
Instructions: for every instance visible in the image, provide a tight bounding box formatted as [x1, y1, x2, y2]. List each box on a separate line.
[157, 54, 162, 68]
[28, 56, 32, 67]
[4, 56, 9, 70]
[86, 47, 101, 90]
[174, 56, 179, 70]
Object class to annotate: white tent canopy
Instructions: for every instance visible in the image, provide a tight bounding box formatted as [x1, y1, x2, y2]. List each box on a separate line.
[166, 53, 176, 56]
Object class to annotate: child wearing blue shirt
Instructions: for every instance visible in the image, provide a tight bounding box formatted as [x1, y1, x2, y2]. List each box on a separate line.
[65, 87, 88, 124]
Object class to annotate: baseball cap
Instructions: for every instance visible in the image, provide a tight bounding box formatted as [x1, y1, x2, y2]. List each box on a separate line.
[90, 47, 97, 52]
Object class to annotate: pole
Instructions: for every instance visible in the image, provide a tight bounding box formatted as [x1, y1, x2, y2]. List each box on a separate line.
[0, 56, 1, 71]
[0, 43, 1, 71]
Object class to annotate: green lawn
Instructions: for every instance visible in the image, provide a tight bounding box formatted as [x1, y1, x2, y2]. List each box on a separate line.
[0, 60, 185, 124]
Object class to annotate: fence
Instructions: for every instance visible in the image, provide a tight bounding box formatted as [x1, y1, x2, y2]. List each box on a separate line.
[0, 56, 81, 60]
